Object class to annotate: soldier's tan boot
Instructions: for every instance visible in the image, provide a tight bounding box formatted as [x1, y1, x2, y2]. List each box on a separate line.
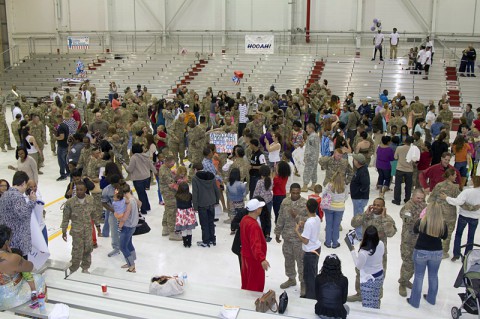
[280, 278, 296, 289]
[399, 284, 407, 297]
[300, 282, 306, 297]
[406, 281, 413, 289]
[308, 185, 315, 192]
[7, 145, 14, 150]
[301, 185, 308, 192]
[169, 232, 183, 241]
[1, 148, 6, 153]
[347, 293, 362, 302]
[161, 227, 169, 236]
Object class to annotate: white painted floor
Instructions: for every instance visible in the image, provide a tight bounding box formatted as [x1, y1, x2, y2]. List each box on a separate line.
[0, 136, 477, 318]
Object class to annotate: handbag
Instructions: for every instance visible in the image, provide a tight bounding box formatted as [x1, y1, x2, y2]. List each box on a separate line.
[254, 289, 278, 313]
[149, 276, 184, 297]
[278, 290, 288, 314]
[133, 214, 151, 236]
[320, 186, 332, 210]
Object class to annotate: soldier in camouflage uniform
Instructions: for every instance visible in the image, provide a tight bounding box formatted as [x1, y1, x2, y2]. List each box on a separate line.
[410, 96, 425, 124]
[5, 85, 20, 113]
[428, 169, 461, 258]
[186, 119, 206, 180]
[398, 189, 426, 296]
[10, 113, 22, 147]
[388, 111, 405, 134]
[169, 114, 187, 167]
[245, 114, 264, 142]
[30, 101, 48, 145]
[302, 124, 320, 192]
[77, 136, 92, 171]
[61, 182, 98, 274]
[159, 156, 181, 240]
[228, 147, 251, 184]
[0, 103, 14, 152]
[245, 86, 256, 107]
[29, 114, 45, 169]
[319, 148, 354, 186]
[114, 121, 130, 165]
[82, 147, 106, 236]
[46, 105, 60, 154]
[274, 184, 308, 296]
[19, 96, 31, 117]
[438, 103, 453, 140]
[348, 198, 397, 302]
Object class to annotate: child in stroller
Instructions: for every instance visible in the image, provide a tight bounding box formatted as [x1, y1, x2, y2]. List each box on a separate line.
[452, 244, 480, 319]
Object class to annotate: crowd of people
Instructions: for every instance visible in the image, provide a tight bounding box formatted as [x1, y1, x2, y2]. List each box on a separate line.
[0, 74, 479, 318]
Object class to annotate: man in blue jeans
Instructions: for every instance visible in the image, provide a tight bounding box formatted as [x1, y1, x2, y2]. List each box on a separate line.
[350, 154, 370, 240]
[443, 176, 480, 261]
[192, 163, 220, 247]
[55, 114, 70, 181]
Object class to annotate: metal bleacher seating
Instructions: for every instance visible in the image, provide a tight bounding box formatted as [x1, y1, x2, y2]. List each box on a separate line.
[322, 57, 447, 102]
[5, 262, 416, 319]
[185, 54, 316, 95]
[458, 75, 479, 111]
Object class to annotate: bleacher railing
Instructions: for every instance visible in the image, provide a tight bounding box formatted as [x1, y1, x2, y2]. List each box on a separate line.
[9, 30, 479, 62]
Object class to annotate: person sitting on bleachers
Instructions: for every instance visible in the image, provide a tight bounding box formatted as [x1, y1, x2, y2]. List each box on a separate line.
[315, 254, 349, 319]
[0, 224, 46, 311]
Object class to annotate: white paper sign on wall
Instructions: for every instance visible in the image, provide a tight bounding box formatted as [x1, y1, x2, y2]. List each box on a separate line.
[245, 35, 274, 54]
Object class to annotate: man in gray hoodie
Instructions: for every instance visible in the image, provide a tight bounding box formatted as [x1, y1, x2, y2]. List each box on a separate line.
[192, 162, 221, 247]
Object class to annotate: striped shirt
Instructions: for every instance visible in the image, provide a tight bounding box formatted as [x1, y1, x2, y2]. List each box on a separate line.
[238, 104, 248, 123]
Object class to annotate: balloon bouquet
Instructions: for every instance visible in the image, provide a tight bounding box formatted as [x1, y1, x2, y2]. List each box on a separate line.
[370, 18, 382, 32]
[232, 70, 244, 85]
[75, 60, 86, 78]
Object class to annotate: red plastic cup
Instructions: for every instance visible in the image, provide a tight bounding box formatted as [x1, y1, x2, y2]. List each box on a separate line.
[101, 284, 107, 294]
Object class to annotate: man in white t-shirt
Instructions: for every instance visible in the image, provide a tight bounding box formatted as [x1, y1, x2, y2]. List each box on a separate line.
[390, 28, 400, 60]
[372, 30, 385, 61]
[425, 104, 436, 143]
[426, 36, 435, 63]
[416, 46, 426, 73]
[422, 46, 432, 80]
[295, 198, 321, 299]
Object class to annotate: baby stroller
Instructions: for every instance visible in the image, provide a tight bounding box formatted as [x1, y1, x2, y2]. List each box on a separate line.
[452, 244, 480, 319]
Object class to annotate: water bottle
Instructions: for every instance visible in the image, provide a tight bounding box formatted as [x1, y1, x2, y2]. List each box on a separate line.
[37, 291, 46, 311]
[182, 272, 188, 284]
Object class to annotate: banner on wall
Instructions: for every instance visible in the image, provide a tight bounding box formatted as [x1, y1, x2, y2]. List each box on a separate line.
[67, 36, 90, 50]
[245, 35, 274, 54]
[209, 132, 237, 153]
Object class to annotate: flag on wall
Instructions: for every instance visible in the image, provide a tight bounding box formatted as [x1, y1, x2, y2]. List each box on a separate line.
[67, 36, 90, 50]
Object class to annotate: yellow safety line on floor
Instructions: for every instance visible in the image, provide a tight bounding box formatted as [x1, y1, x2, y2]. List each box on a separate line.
[45, 189, 138, 242]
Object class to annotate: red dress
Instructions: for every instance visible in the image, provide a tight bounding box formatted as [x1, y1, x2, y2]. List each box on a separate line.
[240, 215, 267, 292]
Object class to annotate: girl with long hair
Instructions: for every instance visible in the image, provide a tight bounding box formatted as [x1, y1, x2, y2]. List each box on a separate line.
[349, 225, 385, 309]
[408, 202, 448, 308]
[226, 168, 247, 231]
[430, 131, 449, 165]
[253, 165, 273, 241]
[322, 172, 349, 248]
[272, 161, 291, 223]
[399, 124, 410, 145]
[451, 135, 472, 186]
[315, 254, 349, 319]
[175, 182, 198, 248]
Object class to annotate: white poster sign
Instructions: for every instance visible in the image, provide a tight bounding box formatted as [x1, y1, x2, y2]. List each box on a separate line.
[29, 214, 50, 271]
[245, 35, 274, 54]
[68, 36, 90, 50]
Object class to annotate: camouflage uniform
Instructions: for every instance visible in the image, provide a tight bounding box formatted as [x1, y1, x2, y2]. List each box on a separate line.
[187, 125, 206, 173]
[201, 97, 211, 126]
[0, 105, 12, 150]
[30, 121, 45, 168]
[19, 99, 31, 117]
[168, 119, 186, 166]
[318, 157, 354, 186]
[5, 90, 20, 112]
[398, 199, 426, 287]
[159, 165, 176, 234]
[303, 132, 320, 186]
[274, 197, 308, 288]
[246, 121, 264, 142]
[438, 108, 453, 140]
[83, 157, 106, 222]
[351, 211, 397, 295]
[46, 110, 59, 153]
[10, 119, 21, 146]
[229, 157, 251, 184]
[388, 116, 404, 133]
[410, 102, 425, 124]
[77, 147, 92, 170]
[429, 180, 460, 255]
[61, 195, 97, 273]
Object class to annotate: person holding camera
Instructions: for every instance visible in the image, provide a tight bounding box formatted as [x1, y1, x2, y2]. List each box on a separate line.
[0, 171, 37, 259]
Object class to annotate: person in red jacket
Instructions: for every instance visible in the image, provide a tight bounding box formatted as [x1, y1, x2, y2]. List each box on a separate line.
[240, 198, 271, 292]
[419, 152, 462, 194]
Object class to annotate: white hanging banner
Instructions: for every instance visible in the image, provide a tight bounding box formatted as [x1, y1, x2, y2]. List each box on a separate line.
[245, 35, 274, 54]
[68, 36, 90, 50]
